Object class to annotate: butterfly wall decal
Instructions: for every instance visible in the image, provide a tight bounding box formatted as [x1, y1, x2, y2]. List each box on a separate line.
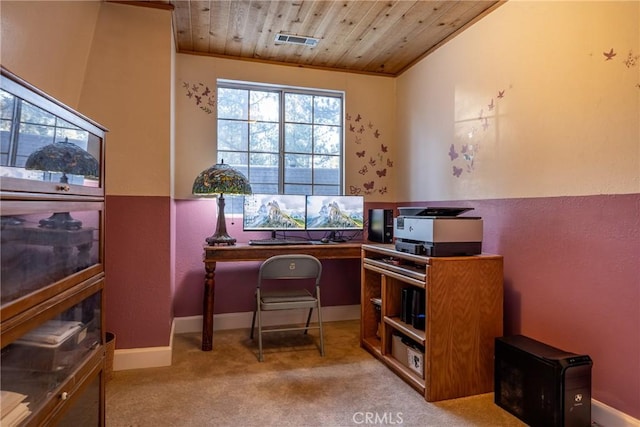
[376, 169, 387, 177]
[356, 150, 365, 157]
[359, 165, 368, 175]
[202, 87, 211, 97]
[380, 144, 388, 153]
[449, 144, 459, 161]
[603, 48, 616, 60]
[349, 185, 362, 194]
[453, 166, 463, 177]
[363, 181, 374, 190]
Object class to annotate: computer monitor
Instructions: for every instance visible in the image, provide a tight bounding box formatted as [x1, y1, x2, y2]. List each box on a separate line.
[242, 194, 307, 232]
[305, 195, 365, 232]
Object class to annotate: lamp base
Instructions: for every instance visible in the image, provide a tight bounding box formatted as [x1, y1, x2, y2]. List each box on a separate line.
[39, 212, 83, 230]
[205, 233, 236, 246]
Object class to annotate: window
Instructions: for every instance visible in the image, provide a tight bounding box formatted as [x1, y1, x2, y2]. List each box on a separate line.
[216, 81, 344, 196]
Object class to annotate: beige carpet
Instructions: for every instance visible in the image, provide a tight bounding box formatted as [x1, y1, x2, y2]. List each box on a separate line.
[106, 320, 526, 427]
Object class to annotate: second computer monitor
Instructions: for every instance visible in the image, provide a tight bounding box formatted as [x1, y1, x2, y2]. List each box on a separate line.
[305, 195, 364, 231]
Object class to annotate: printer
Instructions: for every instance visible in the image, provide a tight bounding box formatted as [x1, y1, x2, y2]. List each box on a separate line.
[394, 207, 483, 256]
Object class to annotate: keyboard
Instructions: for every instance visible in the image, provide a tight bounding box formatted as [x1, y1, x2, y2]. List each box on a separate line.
[248, 239, 311, 246]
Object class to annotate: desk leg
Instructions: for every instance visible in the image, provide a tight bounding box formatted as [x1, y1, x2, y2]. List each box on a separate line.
[202, 261, 216, 351]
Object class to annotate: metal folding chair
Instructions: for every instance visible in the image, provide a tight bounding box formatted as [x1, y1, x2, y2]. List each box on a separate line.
[250, 254, 324, 362]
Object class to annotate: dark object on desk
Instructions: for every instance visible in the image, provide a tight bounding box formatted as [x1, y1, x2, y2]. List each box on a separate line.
[495, 335, 592, 427]
[368, 209, 394, 243]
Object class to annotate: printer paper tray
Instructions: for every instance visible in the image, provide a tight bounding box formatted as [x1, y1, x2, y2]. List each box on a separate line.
[363, 258, 426, 284]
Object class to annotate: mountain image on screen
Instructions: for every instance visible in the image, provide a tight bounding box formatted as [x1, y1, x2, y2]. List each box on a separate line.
[306, 197, 364, 230]
[244, 198, 305, 230]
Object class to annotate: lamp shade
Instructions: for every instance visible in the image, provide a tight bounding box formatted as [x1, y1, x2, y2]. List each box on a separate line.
[192, 160, 251, 246]
[192, 160, 252, 196]
[25, 137, 99, 181]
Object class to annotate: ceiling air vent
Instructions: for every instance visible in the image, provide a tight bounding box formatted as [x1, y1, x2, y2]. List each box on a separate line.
[274, 33, 319, 47]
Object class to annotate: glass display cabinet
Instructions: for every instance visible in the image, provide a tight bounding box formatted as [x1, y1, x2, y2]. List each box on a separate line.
[1, 66, 107, 426]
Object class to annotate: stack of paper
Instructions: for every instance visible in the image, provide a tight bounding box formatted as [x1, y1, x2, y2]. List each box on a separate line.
[1, 390, 31, 426]
[16, 320, 83, 346]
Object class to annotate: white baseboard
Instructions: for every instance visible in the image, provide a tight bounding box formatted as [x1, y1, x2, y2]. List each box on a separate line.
[112, 321, 174, 371]
[113, 305, 360, 371]
[592, 399, 640, 427]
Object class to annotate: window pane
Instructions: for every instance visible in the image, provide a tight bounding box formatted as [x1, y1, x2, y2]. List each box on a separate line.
[314, 96, 341, 125]
[284, 154, 312, 184]
[1, 91, 15, 119]
[249, 122, 279, 152]
[314, 125, 341, 154]
[285, 93, 312, 123]
[253, 183, 279, 194]
[217, 151, 249, 178]
[312, 185, 340, 195]
[285, 184, 311, 194]
[285, 123, 312, 153]
[21, 101, 55, 126]
[250, 91, 279, 122]
[249, 154, 278, 185]
[314, 155, 340, 185]
[218, 120, 248, 151]
[218, 88, 247, 120]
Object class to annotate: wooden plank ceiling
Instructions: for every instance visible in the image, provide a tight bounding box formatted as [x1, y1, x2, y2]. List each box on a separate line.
[117, 1, 503, 76]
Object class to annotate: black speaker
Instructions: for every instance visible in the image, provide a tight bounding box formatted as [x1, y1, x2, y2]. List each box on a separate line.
[368, 209, 393, 243]
[495, 335, 592, 427]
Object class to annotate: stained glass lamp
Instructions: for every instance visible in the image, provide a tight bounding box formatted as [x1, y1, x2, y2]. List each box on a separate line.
[25, 137, 99, 230]
[192, 160, 252, 245]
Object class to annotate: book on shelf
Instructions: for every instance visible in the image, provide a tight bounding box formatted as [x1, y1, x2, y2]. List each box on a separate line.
[1, 390, 31, 426]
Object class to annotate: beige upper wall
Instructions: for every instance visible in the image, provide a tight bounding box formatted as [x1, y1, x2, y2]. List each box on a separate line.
[396, 0, 640, 201]
[79, 2, 173, 197]
[0, 1, 173, 197]
[0, 0, 101, 108]
[174, 54, 397, 201]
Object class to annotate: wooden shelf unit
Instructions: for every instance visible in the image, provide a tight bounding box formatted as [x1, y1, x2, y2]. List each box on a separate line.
[361, 243, 503, 402]
[1, 67, 107, 426]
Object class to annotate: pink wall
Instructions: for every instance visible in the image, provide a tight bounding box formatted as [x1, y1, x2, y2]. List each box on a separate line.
[399, 194, 639, 418]
[105, 195, 173, 349]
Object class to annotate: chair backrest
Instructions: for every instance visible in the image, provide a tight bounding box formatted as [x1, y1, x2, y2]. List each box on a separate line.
[258, 254, 322, 286]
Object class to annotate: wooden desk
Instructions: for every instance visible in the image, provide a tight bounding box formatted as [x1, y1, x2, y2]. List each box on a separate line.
[201, 242, 362, 351]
